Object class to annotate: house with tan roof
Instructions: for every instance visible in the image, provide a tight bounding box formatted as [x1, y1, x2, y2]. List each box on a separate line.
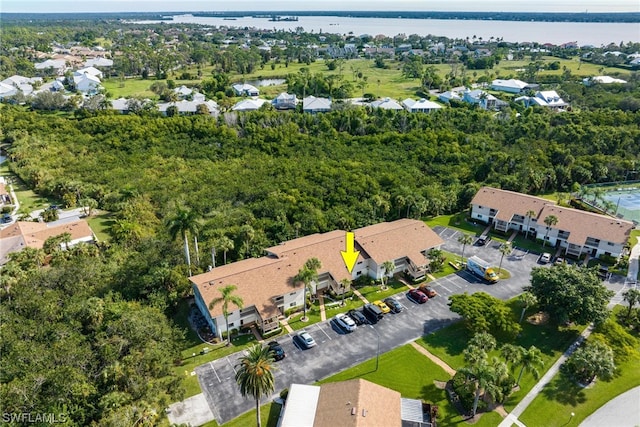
[280, 379, 431, 427]
[470, 187, 633, 259]
[0, 219, 95, 264]
[190, 219, 443, 338]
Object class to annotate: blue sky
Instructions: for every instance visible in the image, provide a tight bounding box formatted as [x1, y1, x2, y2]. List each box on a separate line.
[2, 0, 639, 13]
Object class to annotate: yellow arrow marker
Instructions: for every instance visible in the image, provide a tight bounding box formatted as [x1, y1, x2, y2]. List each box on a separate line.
[340, 231, 360, 273]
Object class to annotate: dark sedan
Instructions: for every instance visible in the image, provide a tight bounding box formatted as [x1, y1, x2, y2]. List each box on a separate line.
[267, 341, 285, 361]
[384, 297, 403, 313]
[348, 309, 367, 325]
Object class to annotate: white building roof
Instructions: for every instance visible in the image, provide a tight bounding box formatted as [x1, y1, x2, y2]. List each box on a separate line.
[280, 384, 320, 427]
[370, 97, 403, 110]
[84, 57, 113, 67]
[536, 90, 567, 107]
[74, 66, 102, 77]
[34, 59, 67, 70]
[591, 75, 628, 84]
[158, 99, 219, 115]
[491, 78, 529, 91]
[438, 91, 462, 102]
[231, 98, 267, 111]
[2, 75, 41, 87]
[232, 83, 259, 95]
[0, 82, 18, 98]
[302, 96, 332, 111]
[402, 98, 443, 111]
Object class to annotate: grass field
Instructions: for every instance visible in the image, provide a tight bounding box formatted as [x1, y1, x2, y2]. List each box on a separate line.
[519, 308, 640, 427]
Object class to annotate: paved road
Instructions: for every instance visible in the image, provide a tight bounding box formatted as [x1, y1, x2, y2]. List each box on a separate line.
[579, 386, 640, 427]
[195, 226, 632, 425]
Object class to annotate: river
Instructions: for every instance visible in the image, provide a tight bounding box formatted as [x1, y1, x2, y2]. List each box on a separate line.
[133, 14, 640, 46]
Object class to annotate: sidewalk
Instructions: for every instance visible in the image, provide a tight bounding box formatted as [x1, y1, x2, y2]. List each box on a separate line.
[352, 288, 369, 304]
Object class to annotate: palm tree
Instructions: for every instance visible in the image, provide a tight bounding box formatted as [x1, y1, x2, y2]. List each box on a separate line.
[460, 359, 501, 417]
[167, 207, 201, 276]
[542, 215, 558, 247]
[294, 258, 321, 322]
[381, 260, 395, 290]
[622, 289, 640, 320]
[515, 346, 543, 386]
[468, 332, 496, 352]
[217, 236, 235, 265]
[524, 210, 536, 239]
[498, 242, 512, 274]
[235, 344, 275, 427]
[209, 285, 244, 346]
[500, 343, 524, 369]
[339, 278, 351, 306]
[518, 292, 537, 323]
[240, 224, 255, 258]
[458, 234, 474, 263]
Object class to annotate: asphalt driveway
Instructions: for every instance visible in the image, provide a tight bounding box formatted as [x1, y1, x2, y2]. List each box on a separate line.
[195, 225, 630, 424]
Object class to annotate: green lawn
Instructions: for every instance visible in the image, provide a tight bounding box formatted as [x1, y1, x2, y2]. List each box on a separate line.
[425, 212, 485, 236]
[317, 344, 478, 426]
[0, 169, 58, 215]
[417, 299, 586, 412]
[171, 300, 262, 399]
[102, 78, 157, 99]
[519, 308, 640, 427]
[219, 401, 282, 427]
[357, 280, 408, 302]
[86, 211, 114, 242]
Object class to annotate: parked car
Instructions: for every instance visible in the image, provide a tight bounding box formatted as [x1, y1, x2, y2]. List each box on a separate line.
[362, 303, 384, 324]
[297, 331, 316, 349]
[348, 309, 367, 325]
[419, 286, 437, 298]
[476, 235, 491, 246]
[267, 341, 285, 361]
[383, 297, 402, 313]
[539, 252, 552, 264]
[373, 300, 391, 314]
[554, 257, 565, 265]
[407, 289, 428, 304]
[334, 313, 356, 332]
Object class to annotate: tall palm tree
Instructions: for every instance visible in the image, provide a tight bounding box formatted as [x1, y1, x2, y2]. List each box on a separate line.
[240, 224, 255, 258]
[498, 242, 512, 274]
[542, 215, 558, 247]
[294, 258, 322, 322]
[500, 343, 524, 369]
[515, 346, 543, 386]
[209, 284, 244, 346]
[217, 236, 235, 265]
[518, 292, 537, 323]
[524, 210, 536, 239]
[235, 344, 275, 427]
[339, 278, 351, 306]
[468, 332, 496, 352]
[460, 359, 500, 417]
[458, 233, 474, 263]
[381, 260, 395, 290]
[167, 207, 201, 276]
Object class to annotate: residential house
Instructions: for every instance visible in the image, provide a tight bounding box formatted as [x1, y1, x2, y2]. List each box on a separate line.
[231, 98, 268, 112]
[174, 85, 194, 99]
[303, 96, 332, 113]
[582, 76, 628, 85]
[491, 78, 538, 94]
[470, 187, 633, 260]
[515, 90, 567, 110]
[0, 219, 95, 265]
[438, 90, 462, 103]
[280, 379, 431, 427]
[74, 66, 103, 79]
[158, 99, 219, 116]
[189, 219, 443, 338]
[231, 83, 260, 97]
[1, 75, 41, 98]
[402, 98, 442, 113]
[34, 59, 67, 75]
[73, 73, 101, 94]
[462, 89, 499, 110]
[272, 92, 297, 110]
[0, 82, 18, 99]
[369, 97, 403, 110]
[84, 57, 114, 68]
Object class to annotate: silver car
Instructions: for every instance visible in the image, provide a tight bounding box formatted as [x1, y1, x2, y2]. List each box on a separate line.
[297, 331, 317, 349]
[335, 313, 356, 332]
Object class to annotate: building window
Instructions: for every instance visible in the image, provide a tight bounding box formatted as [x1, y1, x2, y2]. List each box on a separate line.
[289, 302, 296, 307]
[357, 271, 362, 275]
[290, 292, 297, 296]
[476, 214, 482, 219]
[607, 242, 614, 246]
[228, 322, 234, 327]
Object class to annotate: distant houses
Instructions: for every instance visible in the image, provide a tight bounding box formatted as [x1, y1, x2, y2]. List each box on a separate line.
[272, 92, 297, 110]
[302, 96, 332, 114]
[491, 78, 538, 94]
[369, 97, 403, 110]
[231, 83, 260, 97]
[402, 98, 442, 113]
[515, 90, 568, 110]
[231, 98, 268, 112]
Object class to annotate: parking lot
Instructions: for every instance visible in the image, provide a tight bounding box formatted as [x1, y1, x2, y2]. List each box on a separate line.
[196, 225, 631, 424]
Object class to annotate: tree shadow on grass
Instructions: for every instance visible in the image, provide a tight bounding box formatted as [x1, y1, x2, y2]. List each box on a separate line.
[540, 373, 587, 406]
[420, 382, 446, 402]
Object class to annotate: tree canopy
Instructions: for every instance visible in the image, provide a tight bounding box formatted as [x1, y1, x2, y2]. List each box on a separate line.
[449, 292, 522, 338]
[526, 264, 614, 325]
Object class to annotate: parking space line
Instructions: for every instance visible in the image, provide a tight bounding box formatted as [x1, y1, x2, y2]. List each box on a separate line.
[316, 323, 332, 340]
[439, 284, 452, 293]
[209, 361, 221, 383]
[226, 356, 237, 375]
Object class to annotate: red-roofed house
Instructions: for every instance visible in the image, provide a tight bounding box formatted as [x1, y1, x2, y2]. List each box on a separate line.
[470, 187, 633, 259]
[190, 219, 443, 338]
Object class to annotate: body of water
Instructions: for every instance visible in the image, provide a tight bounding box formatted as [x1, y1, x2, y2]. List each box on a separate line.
[135, 14, 640, 46]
